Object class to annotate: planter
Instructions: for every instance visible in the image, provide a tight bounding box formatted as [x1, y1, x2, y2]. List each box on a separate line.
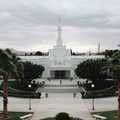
[45, 93, 48, 98]
[73, 93, 76, 97]
[42, 81, 45, 85]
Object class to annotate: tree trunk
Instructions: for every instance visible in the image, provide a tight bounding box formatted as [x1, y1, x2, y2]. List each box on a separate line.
[3, 77, 8, 118]
[117, 71, 120, 118]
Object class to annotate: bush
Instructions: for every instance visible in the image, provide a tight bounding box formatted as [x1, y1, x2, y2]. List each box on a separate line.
[82, 89, 118, 99]
[81, 91, 85, 96]
[40, 113, 83, 120]
[40, 117, 54, 120]
[0, 90, 42, 98]
[55, 112, 71, 120]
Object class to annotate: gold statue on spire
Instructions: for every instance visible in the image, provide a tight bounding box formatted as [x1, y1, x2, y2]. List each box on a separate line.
[58, 16, 61, 24]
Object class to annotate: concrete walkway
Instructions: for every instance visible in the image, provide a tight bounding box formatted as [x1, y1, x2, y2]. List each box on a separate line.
[83, 96, 118, 112]
[31, 93, 94, 120]
[31, 79, 94, 120]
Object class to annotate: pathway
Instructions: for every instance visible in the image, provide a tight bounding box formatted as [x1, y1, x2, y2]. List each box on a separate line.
[31, 79, 95, 120]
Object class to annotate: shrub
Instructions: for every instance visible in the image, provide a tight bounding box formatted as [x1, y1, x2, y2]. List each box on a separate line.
[55, 112, 71, 120]
[81, 91, 85, 96]
[1, 90, 41, 98]
[40, 117, 54, 120]
[36, 92, 41, 98]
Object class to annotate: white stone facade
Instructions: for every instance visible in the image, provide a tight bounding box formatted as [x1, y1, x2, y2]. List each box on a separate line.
[20, 24, 104, 79]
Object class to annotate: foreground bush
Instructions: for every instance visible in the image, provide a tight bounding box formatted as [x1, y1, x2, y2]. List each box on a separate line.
[40, 112, 83, 120]
[55, 112, 71, 120]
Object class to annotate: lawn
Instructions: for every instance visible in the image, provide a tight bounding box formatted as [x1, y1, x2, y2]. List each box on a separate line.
[84, 80, 117, 91]
[0, 81, 41, 98]
[81, 80, 118, 98]
[0, 112, 33, 120]
[0, 111, 119, 120]
[8, 80, 38, 91]
[91, 110, 120, 120]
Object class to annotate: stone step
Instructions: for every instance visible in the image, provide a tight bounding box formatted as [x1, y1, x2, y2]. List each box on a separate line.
[37, 87, 83, 93]
[44, 84, 77, 87]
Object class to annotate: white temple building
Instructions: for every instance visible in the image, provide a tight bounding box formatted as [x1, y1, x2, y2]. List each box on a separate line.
[20, 22, 104, 79]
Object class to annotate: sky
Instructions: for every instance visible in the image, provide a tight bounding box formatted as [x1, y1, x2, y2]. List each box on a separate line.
[0, 0, 120, 53]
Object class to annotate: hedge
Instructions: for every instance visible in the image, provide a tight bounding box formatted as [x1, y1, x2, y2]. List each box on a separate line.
[0, 90, 41, 98]
[81, 89, 118, 99]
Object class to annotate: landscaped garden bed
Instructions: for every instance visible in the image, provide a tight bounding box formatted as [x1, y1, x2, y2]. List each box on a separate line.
[8, 80, 39, 91]
[80, 80, 118, 98]
[0, 80, 41, 98]
[81, 87, 118, 98]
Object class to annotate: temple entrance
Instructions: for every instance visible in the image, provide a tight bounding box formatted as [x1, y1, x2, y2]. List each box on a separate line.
[55, 71, 65, 78]
[50, 70, 70, 79]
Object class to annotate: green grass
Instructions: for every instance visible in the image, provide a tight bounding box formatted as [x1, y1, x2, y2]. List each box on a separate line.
[91, 110, 120, 120]
[0, 112, 33, 120]
[1, 111, 119, 120]
[0, 112, 82, 120]
[8, 81, 37, 91]
[84, 80, 117, 91]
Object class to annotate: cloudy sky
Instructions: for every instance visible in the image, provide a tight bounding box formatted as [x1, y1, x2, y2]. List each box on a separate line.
[0, 0, 120, 53]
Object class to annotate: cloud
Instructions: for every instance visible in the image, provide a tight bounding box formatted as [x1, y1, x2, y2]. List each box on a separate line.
[0, 0, 120, 52]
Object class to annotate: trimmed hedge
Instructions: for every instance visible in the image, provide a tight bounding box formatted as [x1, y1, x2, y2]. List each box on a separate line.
[81, 89, 118, 99]
[0, 90, 41, 98]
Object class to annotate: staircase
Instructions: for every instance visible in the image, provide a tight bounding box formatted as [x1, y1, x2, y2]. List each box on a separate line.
[36, 80, 84, 93]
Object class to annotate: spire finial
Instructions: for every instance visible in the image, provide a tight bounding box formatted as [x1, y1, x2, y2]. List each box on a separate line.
[58, 16, 61, 24]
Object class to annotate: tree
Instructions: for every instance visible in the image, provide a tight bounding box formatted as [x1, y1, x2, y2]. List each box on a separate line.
[22, 61, 44, 83]
[106, 51, 120, 118]
[35, 51, 42, 56]
[101, 50, 120, 117]
[75, 58, 108, 83]
[0, 49, 22, 118]
[102, 49, 118, 57]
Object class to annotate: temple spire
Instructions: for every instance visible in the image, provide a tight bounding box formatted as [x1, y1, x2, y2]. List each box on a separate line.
[56, 17, 63, 46]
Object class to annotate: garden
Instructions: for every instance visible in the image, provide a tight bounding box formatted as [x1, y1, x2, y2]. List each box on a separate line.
[80, 80, 118, 98]
[0, 80, 42, 98]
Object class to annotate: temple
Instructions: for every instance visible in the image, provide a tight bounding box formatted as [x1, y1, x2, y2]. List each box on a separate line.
[20, 22, 104, 79]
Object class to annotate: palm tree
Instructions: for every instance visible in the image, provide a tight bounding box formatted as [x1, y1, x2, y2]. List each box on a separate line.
[0, 49, 21, 118]
[112, 51, 120, 117]
[104, 51, 120, 118]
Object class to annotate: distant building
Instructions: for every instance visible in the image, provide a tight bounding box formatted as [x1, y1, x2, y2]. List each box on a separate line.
[20, 23, 104, 79]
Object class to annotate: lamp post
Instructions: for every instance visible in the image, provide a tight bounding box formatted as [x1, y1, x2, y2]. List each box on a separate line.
[91, 84, 95, 110]
[28, 84, 31, 110]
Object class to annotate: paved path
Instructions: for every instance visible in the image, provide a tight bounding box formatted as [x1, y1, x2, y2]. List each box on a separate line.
[83, 96, 118, 112]
[31, 79, 94, 120]
[31, 93, 94, 120]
